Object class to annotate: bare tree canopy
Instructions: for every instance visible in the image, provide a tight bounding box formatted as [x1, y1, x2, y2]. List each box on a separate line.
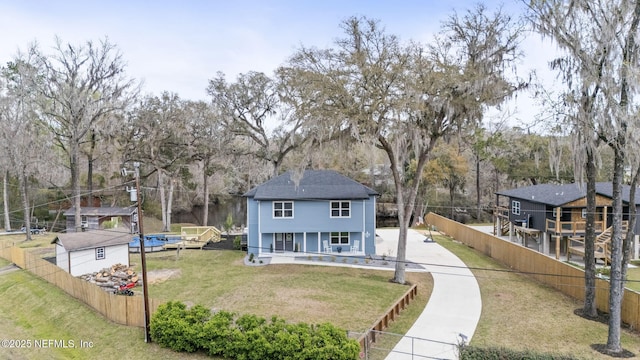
[27, 37, 138, 232]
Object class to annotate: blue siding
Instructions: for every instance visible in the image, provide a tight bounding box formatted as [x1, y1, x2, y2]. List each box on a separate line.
[245, 197, 377, 256]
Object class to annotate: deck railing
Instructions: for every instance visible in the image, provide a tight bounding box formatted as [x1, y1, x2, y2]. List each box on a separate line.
[545, 218, 604, 235]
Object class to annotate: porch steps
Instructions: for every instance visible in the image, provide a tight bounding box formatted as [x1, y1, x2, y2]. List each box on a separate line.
[567, 222, 628, 265]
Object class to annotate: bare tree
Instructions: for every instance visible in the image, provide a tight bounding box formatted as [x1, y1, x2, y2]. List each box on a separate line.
[208, 71, 312, 177]
[529, 0, 640, 353]
[0, 58, 54, 238]
[28, 37, 137, 232]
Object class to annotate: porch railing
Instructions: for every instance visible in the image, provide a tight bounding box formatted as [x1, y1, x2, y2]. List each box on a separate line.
[545, 218, 604, 235]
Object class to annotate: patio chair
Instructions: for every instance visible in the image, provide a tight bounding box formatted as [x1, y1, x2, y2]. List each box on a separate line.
[350, 240, 360, 253]
[323, 240, 332, 253]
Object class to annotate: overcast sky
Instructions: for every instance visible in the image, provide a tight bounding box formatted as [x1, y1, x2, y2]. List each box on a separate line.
[0, 1, 557, 127]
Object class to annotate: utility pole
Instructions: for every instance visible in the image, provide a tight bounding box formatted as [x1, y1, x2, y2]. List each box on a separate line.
[126, 162, 151, 343]
[135, 162, 152, 343]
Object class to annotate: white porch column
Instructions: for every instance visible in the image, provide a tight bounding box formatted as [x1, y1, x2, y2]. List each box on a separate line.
[303, 232, 307, 253]
[257, 200, 262, 255]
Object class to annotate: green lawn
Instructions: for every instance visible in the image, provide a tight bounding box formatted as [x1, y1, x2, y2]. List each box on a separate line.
[140, 249, 431, 333]
[0, 233, 431, 359]
[436, 234, 640, 359]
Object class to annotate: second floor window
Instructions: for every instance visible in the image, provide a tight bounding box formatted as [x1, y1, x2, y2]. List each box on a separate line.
[330, 201, 350, 218]
[273, 201, 293, 218]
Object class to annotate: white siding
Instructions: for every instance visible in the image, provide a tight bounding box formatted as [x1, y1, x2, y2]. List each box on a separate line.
[63, 244, 129, 276]
[55, 244, 69, 272]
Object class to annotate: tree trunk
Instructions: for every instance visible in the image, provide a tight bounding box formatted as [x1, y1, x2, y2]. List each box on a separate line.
[87, 130, 97, 196]
[583, 148, 597, 317]
[606, 145, 625, 353]
[621, 165, 639, 289]
[393, 190, 408, 284]
[71, 141, 82, 232]
[20, 171, 31, 241]
[476, 156, 481, 221]
[202, 172, 210, 226]
[3, 171, 11, 231]
[166, 179, 174, 232]
[158, 168, 168, 232]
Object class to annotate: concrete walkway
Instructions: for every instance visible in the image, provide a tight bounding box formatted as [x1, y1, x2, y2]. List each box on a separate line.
[376, 228, 482, 360]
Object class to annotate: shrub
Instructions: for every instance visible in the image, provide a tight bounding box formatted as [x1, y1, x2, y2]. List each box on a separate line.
[151, 301, 360, 359]
[150, 301, 210, 353]
[459, 345, 580, 360]
[233, 236, 242, 250]
[248, 253, 254, 262]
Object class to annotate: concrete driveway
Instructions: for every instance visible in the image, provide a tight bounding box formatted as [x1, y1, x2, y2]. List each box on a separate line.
[375, 228, 482, 360]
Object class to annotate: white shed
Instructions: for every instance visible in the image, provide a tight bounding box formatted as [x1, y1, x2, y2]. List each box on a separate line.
[53, 229, 131, 276]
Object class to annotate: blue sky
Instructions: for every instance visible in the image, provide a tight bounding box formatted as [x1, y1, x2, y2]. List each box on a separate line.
[0, 1, 553, 125]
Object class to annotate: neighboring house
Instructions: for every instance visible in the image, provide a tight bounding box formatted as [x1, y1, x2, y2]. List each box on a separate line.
[52, 229, 131, 276]
[495, 182, 640, 259]
[63, 206, 138, 233]
[243, 170, 378, 256]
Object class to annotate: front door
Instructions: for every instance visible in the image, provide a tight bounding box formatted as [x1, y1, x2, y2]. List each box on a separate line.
[284, 233, 294, 251]
[274, 233, 294, 252]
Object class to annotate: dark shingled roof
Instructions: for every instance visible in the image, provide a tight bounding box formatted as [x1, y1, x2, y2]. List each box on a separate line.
[53, 229, 132, 251]
[243, 170, 378, 200]
[63, 206, 137, 217]
[496, 182, 640, 206]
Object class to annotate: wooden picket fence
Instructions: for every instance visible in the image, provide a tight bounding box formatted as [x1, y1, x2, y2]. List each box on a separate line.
[426, 212, 640, 330]
[0, 242, 163, 327]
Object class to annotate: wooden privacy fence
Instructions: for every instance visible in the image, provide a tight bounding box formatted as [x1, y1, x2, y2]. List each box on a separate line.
[357, 284, 418, 349]
[0, 242, 163, 327]
[426, 212, 640, 330]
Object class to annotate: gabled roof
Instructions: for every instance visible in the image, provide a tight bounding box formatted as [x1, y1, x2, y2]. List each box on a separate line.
[63, 206, 137, 217]
[52, 229, 132, 251]
[496, 182, 640, 207]
[243, 170, 378, 200]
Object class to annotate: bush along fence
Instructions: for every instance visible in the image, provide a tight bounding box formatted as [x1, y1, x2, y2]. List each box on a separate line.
[0, 242, 163, 327]
[425, 212, 640, 330]
[150, 301, 361, 359]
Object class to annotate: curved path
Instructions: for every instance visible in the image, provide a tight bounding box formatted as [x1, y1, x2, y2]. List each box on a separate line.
[376, 228, 481, 360]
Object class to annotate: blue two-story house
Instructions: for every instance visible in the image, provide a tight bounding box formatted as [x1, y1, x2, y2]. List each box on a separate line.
[243, 169, 378, 256]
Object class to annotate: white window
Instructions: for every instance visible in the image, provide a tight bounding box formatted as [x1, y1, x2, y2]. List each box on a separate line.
[330, 201, 351, 218]
[95, 247, 105, 260]
[330, 232, 349, 245]
[273, 201, 293, 218]
[582, 208, 587, 218]
[511, 200, 520, 215]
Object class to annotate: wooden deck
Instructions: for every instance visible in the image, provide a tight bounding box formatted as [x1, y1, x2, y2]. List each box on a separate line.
[162, 226, 221, 250]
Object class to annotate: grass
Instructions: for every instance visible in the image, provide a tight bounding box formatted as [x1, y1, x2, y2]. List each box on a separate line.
[0, 227, 431, 359]
[0, 268, 212, 360]
[5, 223, 640, 359]
[139, 249, 431, 333]
[436, 234, 640, 359]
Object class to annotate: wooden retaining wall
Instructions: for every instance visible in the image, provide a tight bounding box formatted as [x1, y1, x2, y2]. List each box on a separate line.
[358, 283, 418, 349]
[426, 212, 640, 330]
[0, 242, 163, 327]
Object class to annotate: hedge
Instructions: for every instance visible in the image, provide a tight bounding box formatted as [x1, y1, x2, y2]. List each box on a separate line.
[150, 301, 360, 359]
